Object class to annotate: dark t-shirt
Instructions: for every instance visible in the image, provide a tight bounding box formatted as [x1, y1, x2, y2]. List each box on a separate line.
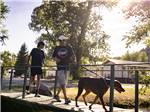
[52, 45, 74, 70]
[30, 48, 45, 66]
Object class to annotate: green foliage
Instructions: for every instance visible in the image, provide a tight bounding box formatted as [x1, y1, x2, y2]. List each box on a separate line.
[29, 1, 115, 79]
[29, 1, 117, 79]
[0, 1, 9, 45]
[123, 0, 150, 47]
[29, 1, 112, 63]
[123, 21, 150, 47]
[0, 1, 9, 19]
[139, 73, 150, 95]
[121, 51, 147, 62]
[1, 51, 15, 76]
[1, 51, 12, 67]
[121, 51, 150, 94]
[14, 43, 28, 77]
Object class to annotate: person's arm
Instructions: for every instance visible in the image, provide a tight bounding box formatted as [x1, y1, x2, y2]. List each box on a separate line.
[28, 49, 33, 66]
[27, 54, 31, 69]
[42, 51, 46, 66]
[28, 55, 31, 64]
[52, 47, 60, 63]
[53, 57, 60, 63]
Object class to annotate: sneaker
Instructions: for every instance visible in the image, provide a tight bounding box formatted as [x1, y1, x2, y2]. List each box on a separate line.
[34, 90, 40, 97]
[26, 91, 30, 95]
[34, 93, 40, 97]
[54, 95, 61, 102]
[65, 99, 71, 104]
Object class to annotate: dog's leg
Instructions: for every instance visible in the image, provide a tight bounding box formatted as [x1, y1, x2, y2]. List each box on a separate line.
[99, 96, 108, 112]
[82, 90, 90, 106]
[89, 95, 98, 110]
[75, 87, 83, 107]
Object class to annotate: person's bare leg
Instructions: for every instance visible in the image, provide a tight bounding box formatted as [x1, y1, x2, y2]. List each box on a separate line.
[36, 75, 41, 92]
[28, 76, 35, 93]
[56, 87, 61, 96]
[62, 85, 67, 99]
[35, 75, 41, 97]
[54, 87, 61, 102]
[62, 85, 71, 104]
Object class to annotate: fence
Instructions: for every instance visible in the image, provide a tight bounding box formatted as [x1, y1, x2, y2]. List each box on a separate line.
[1, 62, 150, 112]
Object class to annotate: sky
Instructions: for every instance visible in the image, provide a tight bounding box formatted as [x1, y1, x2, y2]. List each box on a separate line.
[0, 0, 146, 57]
[100, 0, 145, 57]
[0, 0, 43, 54]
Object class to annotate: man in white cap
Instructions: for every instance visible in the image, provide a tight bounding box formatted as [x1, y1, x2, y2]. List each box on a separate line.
[52, 35, 76, 104]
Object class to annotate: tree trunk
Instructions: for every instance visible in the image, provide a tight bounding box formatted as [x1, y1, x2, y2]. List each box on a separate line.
[71, 1, 93, 80]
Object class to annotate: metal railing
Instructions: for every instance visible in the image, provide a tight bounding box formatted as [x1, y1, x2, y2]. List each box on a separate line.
[1, 62, 150, 112]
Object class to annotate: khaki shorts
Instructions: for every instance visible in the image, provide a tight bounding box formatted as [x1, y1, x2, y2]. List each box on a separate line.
[56, 70, 70, 87]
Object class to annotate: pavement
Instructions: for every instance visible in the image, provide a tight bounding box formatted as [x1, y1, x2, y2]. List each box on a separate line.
[1, 92, 136, 112]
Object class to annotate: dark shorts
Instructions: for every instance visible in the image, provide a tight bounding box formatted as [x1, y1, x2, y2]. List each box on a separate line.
[31, 67, 42, 76]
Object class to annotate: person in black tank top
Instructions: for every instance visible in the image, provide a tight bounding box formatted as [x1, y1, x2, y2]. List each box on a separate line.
[27, 41, 45, 97]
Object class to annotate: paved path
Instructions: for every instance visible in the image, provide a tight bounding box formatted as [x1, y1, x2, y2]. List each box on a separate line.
[1, 92, 135, 112]
[1, 78, 77, 89]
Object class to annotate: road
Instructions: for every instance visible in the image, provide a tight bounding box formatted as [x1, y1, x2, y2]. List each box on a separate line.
[1, 77, 77, 90]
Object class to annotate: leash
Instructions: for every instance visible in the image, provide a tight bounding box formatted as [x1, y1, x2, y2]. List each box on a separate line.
[81, 66, 104, 78]
[81, 66, 111, 86]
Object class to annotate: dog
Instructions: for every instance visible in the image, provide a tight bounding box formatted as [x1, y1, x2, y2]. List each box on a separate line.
[75, 77, 125, 112]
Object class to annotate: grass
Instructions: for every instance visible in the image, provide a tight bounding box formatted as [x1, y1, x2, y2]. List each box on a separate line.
[59, 84, 150, 109]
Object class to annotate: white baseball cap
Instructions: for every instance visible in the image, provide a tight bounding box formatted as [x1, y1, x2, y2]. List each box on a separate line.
[58, 35, 68, 40]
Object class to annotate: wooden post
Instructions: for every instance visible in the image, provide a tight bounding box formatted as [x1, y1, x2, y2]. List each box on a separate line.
[109, 65, 115, 112]
[135, 70, 139, 112]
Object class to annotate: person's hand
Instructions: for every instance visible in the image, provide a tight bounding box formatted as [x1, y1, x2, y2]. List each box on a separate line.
[26, 62, 30, 67]
[70, 56, 76, 64]
[55, 57, 60, 63]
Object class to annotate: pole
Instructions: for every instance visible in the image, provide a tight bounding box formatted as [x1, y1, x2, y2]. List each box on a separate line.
[135, 70, 139, 112]
[109, 65, 115, 112]
[1, 66, 3, 90]
[9, 69, 13, 90]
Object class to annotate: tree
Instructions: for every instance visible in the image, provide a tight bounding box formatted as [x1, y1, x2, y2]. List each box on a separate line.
[1, 51, 14, 76]
[29, 1, 116, 79]
[0, 1, 9, 45]
[121, 51, 147, 62]
[121, 50, 149, 94]
[14, 43, 28, 77]
[123, 0, 150, 47]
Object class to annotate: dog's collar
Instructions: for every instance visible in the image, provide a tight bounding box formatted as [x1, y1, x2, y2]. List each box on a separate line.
[104, 78, 110, 86]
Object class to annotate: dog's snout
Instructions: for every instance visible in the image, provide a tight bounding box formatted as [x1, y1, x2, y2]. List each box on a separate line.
[122, 88, 125, 92]
[114, 81, 125, 93]
[119, 86, 125, 93]
[120, 89, 125, 93]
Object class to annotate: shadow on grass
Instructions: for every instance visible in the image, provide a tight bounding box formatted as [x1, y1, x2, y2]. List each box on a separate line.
[1, 95, 76, 112]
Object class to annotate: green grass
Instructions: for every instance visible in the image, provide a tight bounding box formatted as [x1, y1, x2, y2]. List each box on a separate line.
[59, 85, 150, 109]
